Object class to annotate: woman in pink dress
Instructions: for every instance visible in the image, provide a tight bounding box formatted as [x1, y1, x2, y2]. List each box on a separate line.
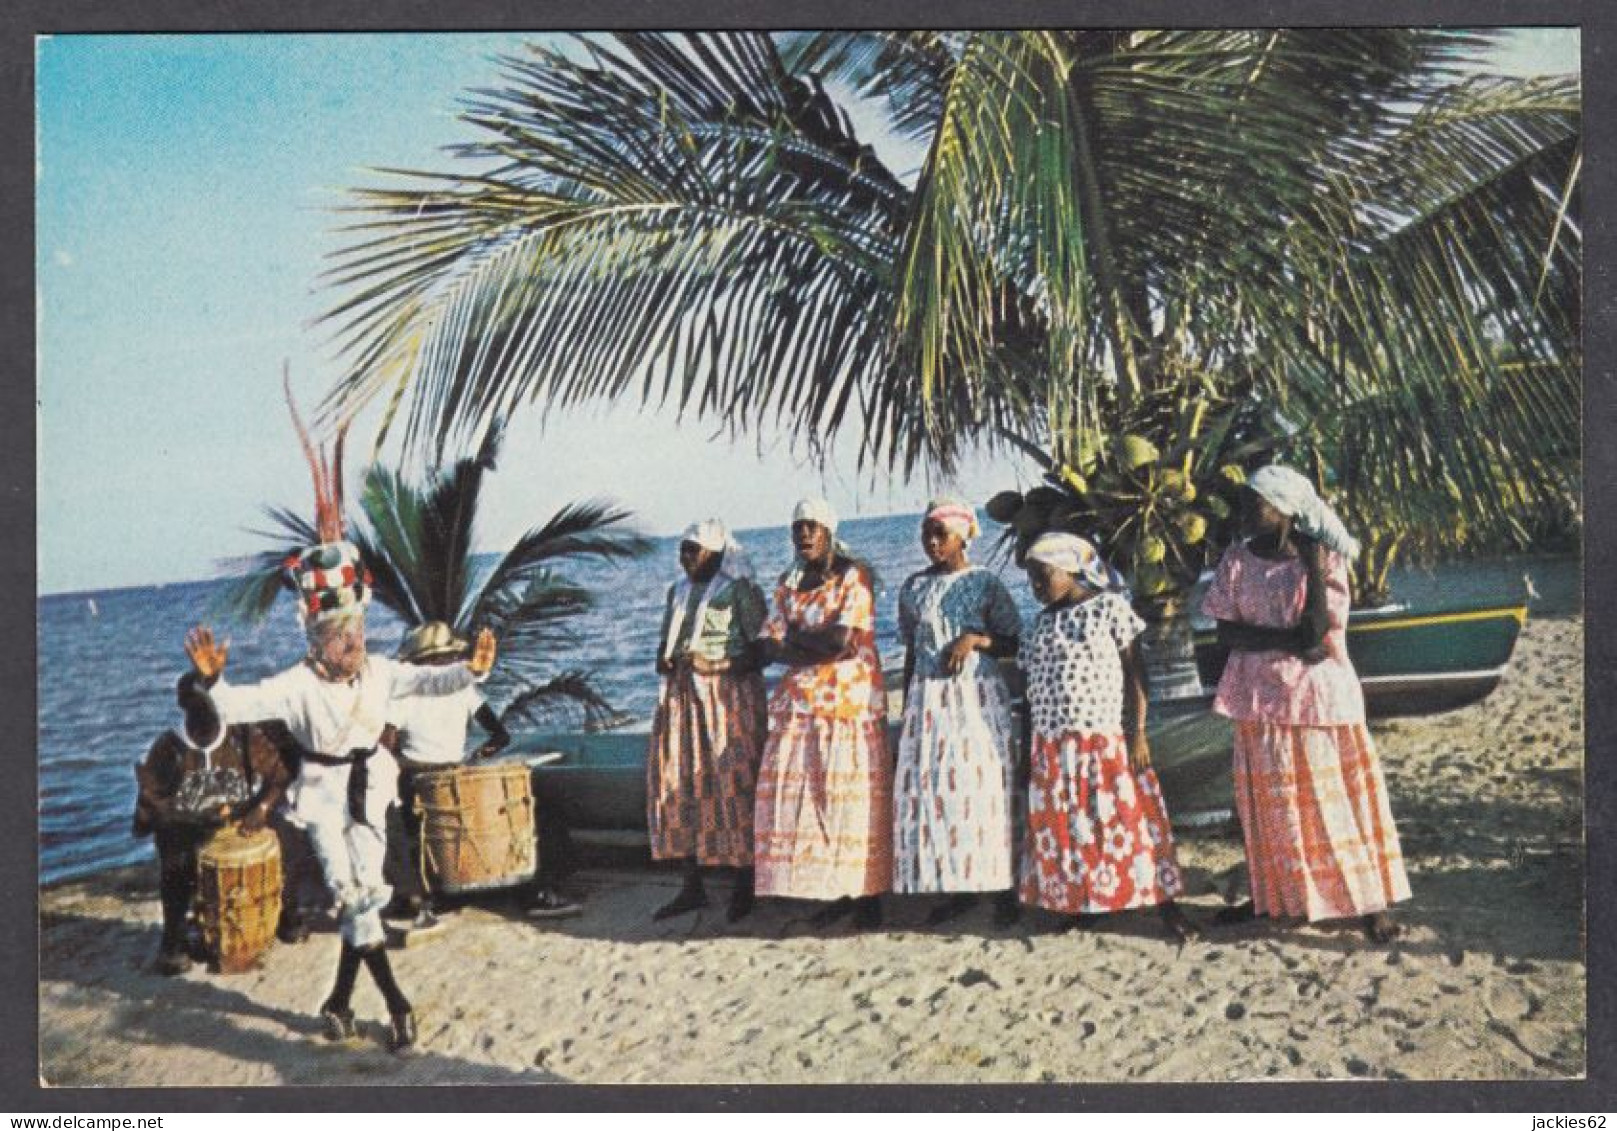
[1200, 465, 1409, 942]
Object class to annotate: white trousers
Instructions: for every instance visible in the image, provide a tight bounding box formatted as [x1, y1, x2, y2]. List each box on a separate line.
[304, 811, 392, 948]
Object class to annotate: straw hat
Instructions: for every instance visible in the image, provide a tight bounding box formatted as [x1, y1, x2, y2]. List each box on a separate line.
[397, 621, 468, 663]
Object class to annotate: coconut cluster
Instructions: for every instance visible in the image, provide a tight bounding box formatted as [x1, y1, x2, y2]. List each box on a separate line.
[986, 433, 1249, 600]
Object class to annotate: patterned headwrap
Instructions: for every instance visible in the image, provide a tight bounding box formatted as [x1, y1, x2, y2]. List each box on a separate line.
[662, 518, 757, 662]
[924, 498, 979, 543]
[1247, 464, 1361, 561]
[1025, 532, 1130, 595]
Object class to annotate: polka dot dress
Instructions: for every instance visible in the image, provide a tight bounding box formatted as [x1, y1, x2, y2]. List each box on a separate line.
[1017, 592, 1185, 914]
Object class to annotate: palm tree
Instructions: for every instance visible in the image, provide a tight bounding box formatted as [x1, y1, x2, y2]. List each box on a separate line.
[314, 31, 1579, 693]
[223, 422, 653, 730]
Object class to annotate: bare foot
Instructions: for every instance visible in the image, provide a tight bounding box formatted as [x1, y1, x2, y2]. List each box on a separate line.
[1363, 912, 1403, 943]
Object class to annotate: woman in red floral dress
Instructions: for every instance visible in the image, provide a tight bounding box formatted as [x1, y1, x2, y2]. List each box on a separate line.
[1017, 533, 1197, 941]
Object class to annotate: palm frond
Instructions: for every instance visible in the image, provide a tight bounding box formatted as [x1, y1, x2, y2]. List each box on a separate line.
[211, 507, 320, 624]
[318, 32, 937, 467]
[496, 669, 624, 732]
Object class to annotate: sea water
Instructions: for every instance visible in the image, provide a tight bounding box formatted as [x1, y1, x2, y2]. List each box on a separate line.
[37, 511, 1578, 885]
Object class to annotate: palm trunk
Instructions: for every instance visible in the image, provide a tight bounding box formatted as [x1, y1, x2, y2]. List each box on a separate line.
[1139, 596, 1205, 702]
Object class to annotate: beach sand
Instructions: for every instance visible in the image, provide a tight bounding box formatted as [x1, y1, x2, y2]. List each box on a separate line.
[40, 614, 1585, 1087]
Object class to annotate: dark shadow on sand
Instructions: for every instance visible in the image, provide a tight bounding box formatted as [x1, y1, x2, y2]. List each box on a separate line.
[40, 904, 564, 1086]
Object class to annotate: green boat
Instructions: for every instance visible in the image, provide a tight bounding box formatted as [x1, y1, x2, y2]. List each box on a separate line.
[1194, 597, 1530, 718]
[511, 596, 1528, 830]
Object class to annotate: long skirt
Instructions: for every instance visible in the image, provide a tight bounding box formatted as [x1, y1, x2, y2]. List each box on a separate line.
[754, 711, 893, 900]
[1020, 730, 1184, 914]
[892, 674, 1016, 893]
[646, 668, 766, 867]
[1232, 720, 1410, 921]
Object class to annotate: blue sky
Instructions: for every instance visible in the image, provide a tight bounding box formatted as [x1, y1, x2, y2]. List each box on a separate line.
[36, 29, 1580, 594]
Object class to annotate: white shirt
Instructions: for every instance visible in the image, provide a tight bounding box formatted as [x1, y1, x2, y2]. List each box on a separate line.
[207, 656, 479, 824]
[389, 684, 485, 765]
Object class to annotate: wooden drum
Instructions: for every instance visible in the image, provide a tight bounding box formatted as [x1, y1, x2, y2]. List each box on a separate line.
[196, 826, 282, 974]
[416, 763, 537, 894]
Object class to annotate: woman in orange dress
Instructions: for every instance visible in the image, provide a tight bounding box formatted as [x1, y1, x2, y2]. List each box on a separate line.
[753, 498, 893, 930]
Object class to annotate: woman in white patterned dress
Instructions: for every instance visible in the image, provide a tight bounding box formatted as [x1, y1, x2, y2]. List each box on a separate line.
[1017, 532, 1197, 942]
[892, 500, 1022, 926]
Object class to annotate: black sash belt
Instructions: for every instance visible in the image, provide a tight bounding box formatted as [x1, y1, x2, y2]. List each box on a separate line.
[302, 746, 380, 825]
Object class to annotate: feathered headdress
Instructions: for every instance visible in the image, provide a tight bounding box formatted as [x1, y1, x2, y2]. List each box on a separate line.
[281, 364, 371, 623]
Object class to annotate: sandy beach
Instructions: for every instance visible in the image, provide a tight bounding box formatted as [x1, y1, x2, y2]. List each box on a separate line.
[40, 613, 1584, 1087]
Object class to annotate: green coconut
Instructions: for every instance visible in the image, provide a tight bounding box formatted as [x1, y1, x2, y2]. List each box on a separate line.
[984, 490, 1025, 523]
[1012, 504, 1049, 538]
[1025, 486, 1067, 509]
[1116, 434, 1160, 471]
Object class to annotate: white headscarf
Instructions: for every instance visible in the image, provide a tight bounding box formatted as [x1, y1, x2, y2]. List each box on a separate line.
[1025, 532, 1130, 595]
[661, 519, 756, 663]
[785, 497, 878, 592]
[1247, 465, 1361, 561]
[792, 497, 838, 536]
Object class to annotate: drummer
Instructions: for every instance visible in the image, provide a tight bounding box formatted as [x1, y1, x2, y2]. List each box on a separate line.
[133, 675, 301, 974]
[384, 621, 581, 925]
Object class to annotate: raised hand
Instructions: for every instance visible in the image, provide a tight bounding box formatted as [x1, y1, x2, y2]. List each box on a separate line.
[185, 627, 229, 681]
[468, 627, 498, 676]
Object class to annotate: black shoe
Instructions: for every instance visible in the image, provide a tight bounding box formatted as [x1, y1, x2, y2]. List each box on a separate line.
[388, 1010, 418, 1053]
[652, 885, 708, 921]
[319, 1003, 356, 1041]
[992, 890, 1022, 927]
[853, 896, 883, 931]
[525, 889, 584, 920]
[154, 948, 193, 976]
[726, 884, 755, 923]
[809, 897, 855, 928]
[277, 912, 310, 945]
[405, 909, 447, 936]
[925, 894, 978, 927]
[380, 896, 421, 923]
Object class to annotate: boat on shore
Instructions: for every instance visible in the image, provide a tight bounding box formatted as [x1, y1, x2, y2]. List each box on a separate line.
[510, 592, 1530, 831]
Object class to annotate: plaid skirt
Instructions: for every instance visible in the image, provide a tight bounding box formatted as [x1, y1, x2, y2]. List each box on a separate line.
[754, 711, 893, 900]
[646, 669, 767, 868]
[1232, 720, 1411, 921]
